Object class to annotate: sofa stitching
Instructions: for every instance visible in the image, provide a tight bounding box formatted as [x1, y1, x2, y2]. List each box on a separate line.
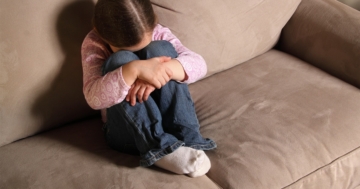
[281, 146, 360, 189]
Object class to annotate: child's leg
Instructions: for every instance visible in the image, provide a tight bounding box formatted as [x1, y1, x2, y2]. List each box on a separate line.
[152, 81, 215, 177]
[102, 50, 139, 75]
[135, 40, 178, 59]
[136, 40, 217, 151]
[102, 50, 203, 175]
[153, 81, 217, 150]
[103, 50, 179, 156]
[103, 51, 181, 157]
[102, 51, 140, 155]
[136, 41, 216, 177]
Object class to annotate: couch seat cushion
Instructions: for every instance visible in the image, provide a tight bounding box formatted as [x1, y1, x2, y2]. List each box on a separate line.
[189, 50, 360, 188]
[0, 118, 220, 189]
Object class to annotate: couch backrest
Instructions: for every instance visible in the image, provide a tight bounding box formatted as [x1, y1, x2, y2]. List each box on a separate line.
[0, 0, 300, 147]
[152, 0, 301, 77]
[0, 0, 97, 147]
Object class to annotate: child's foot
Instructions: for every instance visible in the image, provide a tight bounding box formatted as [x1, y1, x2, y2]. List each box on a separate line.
[154, 146, 211, 177]
[188, 154, 211, 178]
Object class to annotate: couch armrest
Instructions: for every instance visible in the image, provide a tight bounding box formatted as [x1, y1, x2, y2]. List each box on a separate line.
[278, 0, 360, 88]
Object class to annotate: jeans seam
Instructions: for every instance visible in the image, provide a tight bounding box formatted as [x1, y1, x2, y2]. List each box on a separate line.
[120, 103, 152, 151]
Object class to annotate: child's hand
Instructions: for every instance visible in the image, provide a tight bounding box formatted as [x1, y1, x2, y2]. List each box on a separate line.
[135, 56, 173, 89]
[126, 79, 155, 106]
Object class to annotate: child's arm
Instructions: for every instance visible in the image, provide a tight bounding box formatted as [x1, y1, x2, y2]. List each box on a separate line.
[161, 59, 187, 82]
[121, 57, 176, 106]
[121, 56, 173, 89]
[154, 24, 208, 84]
[125, 25, 207, 106]
[81, 31, 131, 109]
[82, 30, 179, 108]
[123, 57, 186, 106]
[125, 79, 155, 106]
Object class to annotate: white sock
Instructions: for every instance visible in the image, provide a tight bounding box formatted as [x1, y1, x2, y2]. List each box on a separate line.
[154, 146, 211, 177]
[188, 153, 211, 178]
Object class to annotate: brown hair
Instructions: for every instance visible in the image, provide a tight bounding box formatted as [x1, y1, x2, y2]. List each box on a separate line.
[93, 0, 157, 48]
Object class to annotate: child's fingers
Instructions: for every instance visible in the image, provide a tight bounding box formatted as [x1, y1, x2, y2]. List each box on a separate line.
[158, 56, 171, 63]
[165, 67, 173, 78]
[138, 80, 155, 101]
[152, 80, 161, 89]
[130, 84, 141, 106]
[162, 75, 169, 86]
[131, 94, 137, 106]
[126, 85, 134, 102]
[137, 85, 146, 103]
[143, 86, 155, 101]
[161, 74, 171, 86]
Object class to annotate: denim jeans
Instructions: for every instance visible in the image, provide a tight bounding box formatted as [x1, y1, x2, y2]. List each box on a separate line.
[102, 40, 216, 167]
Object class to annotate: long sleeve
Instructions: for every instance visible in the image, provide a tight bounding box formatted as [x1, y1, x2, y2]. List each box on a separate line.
[81, 25, 207, 122]
[81, 30, 131, 110]
[153, 25, 208, 84]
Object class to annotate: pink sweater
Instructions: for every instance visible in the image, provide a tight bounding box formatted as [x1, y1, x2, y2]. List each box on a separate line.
[81, 24, 207, 122]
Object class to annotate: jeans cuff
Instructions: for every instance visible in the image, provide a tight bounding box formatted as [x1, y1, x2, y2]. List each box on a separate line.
[139, 141, 185, 167]
[187, 139, 217, 151]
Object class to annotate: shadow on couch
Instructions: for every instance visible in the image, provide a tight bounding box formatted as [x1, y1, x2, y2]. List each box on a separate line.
[31, 1, 97, 134]
[29, 0, 165, 171]
[30, 0, 136, 166]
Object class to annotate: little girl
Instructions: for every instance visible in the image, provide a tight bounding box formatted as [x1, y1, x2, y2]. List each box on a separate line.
[81, 0, 216, 177]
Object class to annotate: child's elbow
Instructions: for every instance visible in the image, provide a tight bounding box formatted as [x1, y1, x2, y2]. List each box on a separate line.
[85, 97, 102, 110]
[198, 55, 208, 78]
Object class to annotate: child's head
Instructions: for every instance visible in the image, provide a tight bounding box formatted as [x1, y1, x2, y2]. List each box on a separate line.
[93, 0, 157, 51]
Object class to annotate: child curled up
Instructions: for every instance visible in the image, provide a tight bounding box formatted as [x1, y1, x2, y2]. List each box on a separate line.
[81, 0, 216, 177]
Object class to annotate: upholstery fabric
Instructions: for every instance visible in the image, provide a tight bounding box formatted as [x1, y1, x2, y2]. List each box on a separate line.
[2, 50, 360, 188]
[284, 148, 360, 189]
[0, 118, 220, 189]
[0, 0, 97, 147]
[188, 50, 360, 188]
[151, 0, 301, 77]
[0, 0, 301, 147]
[278, 0, 360, 89]
[1, 0, 360, 188]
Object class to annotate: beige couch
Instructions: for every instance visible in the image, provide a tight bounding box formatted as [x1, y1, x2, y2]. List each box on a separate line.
[1, 0, 360, 188]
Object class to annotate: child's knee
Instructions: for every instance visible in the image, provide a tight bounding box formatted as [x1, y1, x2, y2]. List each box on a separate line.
[102, 51, 139, 75]
[137, 40, 178, 59]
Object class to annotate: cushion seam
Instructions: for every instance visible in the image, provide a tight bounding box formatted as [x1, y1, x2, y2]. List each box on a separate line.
[281, 146, 360, 188]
